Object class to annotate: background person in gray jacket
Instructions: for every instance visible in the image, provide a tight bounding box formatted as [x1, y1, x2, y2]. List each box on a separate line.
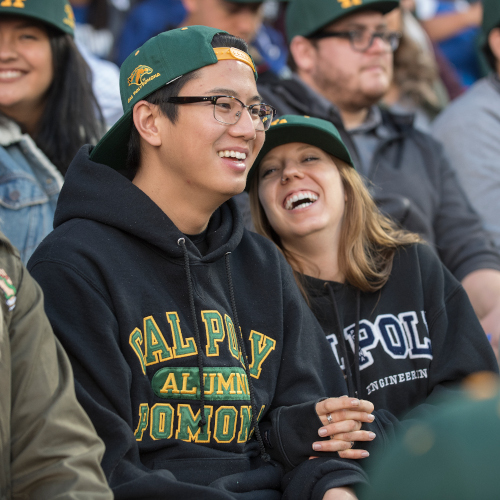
[432, 0, 500, 249]
[257, 0, 500, 359]
[0, 229, 112, 499]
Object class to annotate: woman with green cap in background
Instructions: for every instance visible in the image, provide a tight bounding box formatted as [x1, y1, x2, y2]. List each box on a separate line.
[0, 0, 104, 263]
[248, 115, 498, 436]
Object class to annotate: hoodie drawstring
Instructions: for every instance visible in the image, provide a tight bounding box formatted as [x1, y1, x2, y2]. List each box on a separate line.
[225, 252, 270, 463]
[176, 238, 270, 462]
[178, 238, 207, 429]
[326, 284, 362, 399]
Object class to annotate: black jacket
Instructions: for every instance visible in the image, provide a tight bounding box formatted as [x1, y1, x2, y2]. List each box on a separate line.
[28, 146, 368, 500]
[304, 243, 498, 419]
[258, 76, 500, 282]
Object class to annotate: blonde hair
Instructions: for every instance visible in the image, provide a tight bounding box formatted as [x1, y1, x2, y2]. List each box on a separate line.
[249, 157, 420, 294]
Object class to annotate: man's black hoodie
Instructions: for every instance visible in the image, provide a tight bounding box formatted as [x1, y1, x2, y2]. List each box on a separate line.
[28, 146, 368, 500]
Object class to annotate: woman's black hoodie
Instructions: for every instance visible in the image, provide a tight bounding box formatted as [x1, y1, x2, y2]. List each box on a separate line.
[28, 146, 367, 500]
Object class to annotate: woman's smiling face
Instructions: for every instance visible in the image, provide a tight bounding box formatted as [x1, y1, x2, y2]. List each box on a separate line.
[0, 16, 53, 122]
[257, 142, 346, 245]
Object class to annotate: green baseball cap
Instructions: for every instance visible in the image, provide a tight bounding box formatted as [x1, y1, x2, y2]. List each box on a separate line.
[481, 0, 500, 49]
[246, 114, 354, 190]
[0, 0, 75, 36]
[286, 0, 400, 40]
[90, 25, 257, 171]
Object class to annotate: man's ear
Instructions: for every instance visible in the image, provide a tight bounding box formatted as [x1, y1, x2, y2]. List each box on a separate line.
[290, 35, 318, 74]
[133, 101, 162, 147]
[181, 0, 197, 15]
[488, 28, 500, 73]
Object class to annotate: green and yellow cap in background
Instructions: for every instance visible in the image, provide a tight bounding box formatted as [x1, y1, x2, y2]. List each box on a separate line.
[0, 0, 75, 36]
[90, 25, 257, 171]
[286, 0, 400, 40]
[480, 0, 500, 49]
[246, 114, 354, 190]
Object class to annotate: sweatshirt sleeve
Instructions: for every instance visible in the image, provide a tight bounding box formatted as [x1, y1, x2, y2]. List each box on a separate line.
[9, 263, 113, 499]
[28, 260, 242, 500]
[421, 246, 499, 385]
[262, 259, 368, 497]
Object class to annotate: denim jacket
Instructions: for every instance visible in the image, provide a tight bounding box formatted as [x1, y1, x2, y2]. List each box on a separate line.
[0, 117, 64, 263]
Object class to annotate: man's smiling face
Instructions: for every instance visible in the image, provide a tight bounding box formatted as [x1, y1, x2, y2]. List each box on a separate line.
[158, 58, 265, 200]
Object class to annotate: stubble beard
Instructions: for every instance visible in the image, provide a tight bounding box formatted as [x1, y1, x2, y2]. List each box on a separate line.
[314, 66, 389, 114]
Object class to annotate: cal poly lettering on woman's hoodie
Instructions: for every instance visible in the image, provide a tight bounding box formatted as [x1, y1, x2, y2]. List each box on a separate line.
[28, 145, 368, 500]
[304, 243, 498, 420]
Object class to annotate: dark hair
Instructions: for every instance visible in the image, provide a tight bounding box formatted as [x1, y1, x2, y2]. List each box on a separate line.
[35, 28, 105, 174]
[125, 33, 249, 179]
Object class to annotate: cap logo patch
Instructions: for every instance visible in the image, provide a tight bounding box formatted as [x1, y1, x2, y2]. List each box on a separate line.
[338, 0, 363, 8]
[0, 269, 16, 311]
[127, 65, 161, 103]
[63, 4, 75, 29]
[128, 65, 153, 86]
[0, 0, 26, 8]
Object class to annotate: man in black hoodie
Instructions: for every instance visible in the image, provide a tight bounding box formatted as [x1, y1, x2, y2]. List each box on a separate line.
[258, 0, 500, 358]
[28, 26, 380, 500]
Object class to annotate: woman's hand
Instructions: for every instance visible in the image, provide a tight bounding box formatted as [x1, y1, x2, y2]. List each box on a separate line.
[322, 486, 358, 500]
[313, 396, 376, 459]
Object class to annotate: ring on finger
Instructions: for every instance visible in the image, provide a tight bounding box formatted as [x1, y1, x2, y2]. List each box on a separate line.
[349, 441, 354, 449]
[326, 413, 333, 424]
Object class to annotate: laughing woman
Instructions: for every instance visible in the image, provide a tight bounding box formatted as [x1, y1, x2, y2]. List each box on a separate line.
[248, 115, 498, 421]
[0, 0, 104, 262]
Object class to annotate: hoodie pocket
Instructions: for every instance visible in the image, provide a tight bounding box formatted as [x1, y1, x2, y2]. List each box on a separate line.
[151, 456, 253, 486]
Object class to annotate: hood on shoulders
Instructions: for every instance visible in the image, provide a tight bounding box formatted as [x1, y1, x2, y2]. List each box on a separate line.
[54, 145, 244, 263]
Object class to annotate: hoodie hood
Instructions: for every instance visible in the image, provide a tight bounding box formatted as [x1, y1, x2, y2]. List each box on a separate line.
[54, 145, 244, 264]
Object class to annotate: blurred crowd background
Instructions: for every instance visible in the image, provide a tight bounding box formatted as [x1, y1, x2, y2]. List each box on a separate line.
[70, 0, 487, 130]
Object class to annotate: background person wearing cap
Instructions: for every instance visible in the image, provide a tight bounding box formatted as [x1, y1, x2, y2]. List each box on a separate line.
[432, 0, 500, 249]
[28, 25, 378, 500]
[258, 0, 500, 360]
[0, 0, 105, 263]
[247, 114, 498, 463]
[115, 0, 289, 228]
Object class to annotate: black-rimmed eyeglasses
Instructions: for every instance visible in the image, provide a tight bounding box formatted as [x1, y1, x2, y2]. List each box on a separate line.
[165, 96, 277, 131]
[309, 30, 402, 52]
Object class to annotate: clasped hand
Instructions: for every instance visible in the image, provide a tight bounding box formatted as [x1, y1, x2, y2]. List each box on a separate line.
[313, 396, 376, 459]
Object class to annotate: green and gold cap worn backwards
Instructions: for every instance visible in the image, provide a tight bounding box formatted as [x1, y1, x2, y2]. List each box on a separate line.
[247, 115, 354, 190]
[0, 0, 75, 36]
[481, 0, 500, 49]
[90, 25, 257, 171]
[286, 0, 400, 40]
